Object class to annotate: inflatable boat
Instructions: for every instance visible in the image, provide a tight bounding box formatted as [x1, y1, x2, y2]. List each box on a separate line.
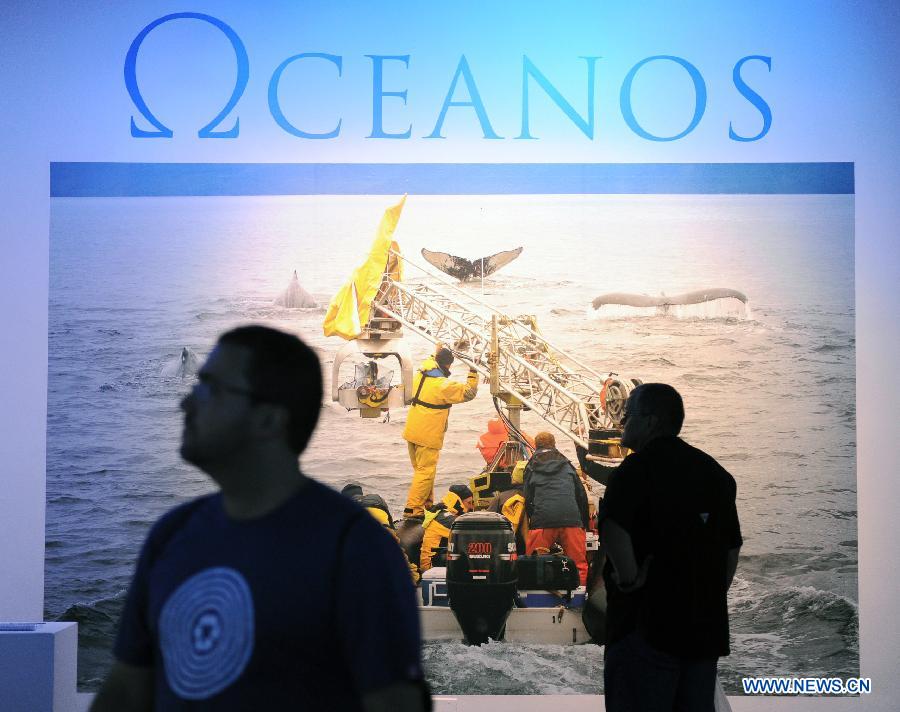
[414, 511, 604, 646]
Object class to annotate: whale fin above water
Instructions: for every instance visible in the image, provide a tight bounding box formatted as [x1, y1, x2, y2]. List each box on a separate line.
[421, 247, 523, 281]
[276, 270, 318, 308]
[592, 288, 748, 310]
[161, 347, 201, 378]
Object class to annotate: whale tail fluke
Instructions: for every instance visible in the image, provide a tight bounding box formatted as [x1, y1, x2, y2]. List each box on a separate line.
[592, 288, 748, 310]
[421, 247, 523, 281]
[592, 292, 662, 309]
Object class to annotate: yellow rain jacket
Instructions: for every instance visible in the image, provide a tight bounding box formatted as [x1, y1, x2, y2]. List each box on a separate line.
[419, 490, 469, 572]
[365, 506, 392, 528]
[402, 357, 479, 450]
[420, 507, 457, 573]
[505, 461, 527, 536]
[499, 491, 526, 533]
[488, 463, 529, 554]
[439, 490, 469, 515]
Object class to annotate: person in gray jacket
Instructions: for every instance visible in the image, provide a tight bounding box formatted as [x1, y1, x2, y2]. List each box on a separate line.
[523, 431, 590, 585]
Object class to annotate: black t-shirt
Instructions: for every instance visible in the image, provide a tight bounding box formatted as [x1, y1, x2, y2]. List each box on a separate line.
[598, 436, 742, 658]
[115, 479, 424, 710]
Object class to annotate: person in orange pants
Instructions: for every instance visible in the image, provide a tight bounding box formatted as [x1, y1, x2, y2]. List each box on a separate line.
[523, 431, 590, 585]
[526, 527, 588, 586]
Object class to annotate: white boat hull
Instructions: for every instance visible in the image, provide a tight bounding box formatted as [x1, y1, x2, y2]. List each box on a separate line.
[420, 605, 592, 645]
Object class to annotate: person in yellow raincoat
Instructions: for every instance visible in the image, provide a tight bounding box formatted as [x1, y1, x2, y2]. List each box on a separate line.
[419, 485, 474, 573]
[341, 484, 421, 585]
[402, 347, 478, 519]
[486, 460, 529, 554]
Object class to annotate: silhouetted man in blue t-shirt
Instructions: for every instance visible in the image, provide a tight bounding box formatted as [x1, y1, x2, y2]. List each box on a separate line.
[93, 325, 429, 712]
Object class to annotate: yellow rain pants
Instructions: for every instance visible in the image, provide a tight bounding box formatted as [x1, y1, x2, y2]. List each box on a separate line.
[405, 442, 441, 517]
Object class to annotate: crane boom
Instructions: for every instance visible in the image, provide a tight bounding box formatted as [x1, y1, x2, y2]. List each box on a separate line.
[367, 252, 640, 449]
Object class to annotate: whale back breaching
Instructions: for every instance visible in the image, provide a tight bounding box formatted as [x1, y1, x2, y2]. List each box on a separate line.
[421, 247, 523, 281]
[592, 288, 748, 310]
[276, 270, 317, 308]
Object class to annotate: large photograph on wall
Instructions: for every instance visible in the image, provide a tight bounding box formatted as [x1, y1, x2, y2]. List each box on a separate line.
[45, 164, 857, 694]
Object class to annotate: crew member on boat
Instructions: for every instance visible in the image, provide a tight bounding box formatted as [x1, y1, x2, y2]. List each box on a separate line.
[402, 346, 478, 519]
[419, 484, 474, 573]
[524, 431, 590, 585]
[341, 483, 421, 585]
[486, 460, 529, 554]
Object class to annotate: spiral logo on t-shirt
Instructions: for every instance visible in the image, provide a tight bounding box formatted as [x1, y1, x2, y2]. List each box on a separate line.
[159, 567, 255, 700]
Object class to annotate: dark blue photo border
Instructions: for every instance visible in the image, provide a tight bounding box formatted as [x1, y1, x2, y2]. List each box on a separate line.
[50, 163, 853, 197]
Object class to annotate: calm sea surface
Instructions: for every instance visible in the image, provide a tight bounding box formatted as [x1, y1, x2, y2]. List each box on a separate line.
[47, 194, 857, 693]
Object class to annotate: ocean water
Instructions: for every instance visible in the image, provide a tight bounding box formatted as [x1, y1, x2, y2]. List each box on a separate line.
[46, 194, 857, 693]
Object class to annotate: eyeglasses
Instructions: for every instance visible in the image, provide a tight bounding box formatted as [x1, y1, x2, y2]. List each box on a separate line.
[190, 374, 264, 401]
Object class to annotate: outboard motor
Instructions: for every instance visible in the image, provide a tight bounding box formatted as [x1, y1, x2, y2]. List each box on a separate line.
[446, 512, 517, 644]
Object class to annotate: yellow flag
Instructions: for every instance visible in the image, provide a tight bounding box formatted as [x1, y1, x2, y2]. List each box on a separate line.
[323, 195, 406, 339]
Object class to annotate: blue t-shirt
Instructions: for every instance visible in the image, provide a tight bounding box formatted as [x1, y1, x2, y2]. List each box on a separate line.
[115, 478, 424, 710]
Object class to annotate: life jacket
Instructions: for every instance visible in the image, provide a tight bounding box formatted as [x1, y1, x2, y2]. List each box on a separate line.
[477, 419, 508, 463]
[477, 419, 536, 466]
[402, 357, 478, 450]
[420, 505, 457, 573]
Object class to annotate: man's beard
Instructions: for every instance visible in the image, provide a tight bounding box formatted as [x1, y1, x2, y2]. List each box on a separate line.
[180, 430, 248, 475]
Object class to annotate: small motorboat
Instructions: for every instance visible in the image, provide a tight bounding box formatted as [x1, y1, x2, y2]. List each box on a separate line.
[413, 511, 604, 646]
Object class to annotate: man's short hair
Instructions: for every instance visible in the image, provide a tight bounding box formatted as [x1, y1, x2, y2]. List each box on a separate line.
[218, 325, 322, 454]
[534, 431, 556, 449]
[632, 383, 684, 436]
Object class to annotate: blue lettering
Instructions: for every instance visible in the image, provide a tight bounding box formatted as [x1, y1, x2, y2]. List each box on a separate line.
[729, 55, 772, 142]
[620, 55, 707, 141]
[366, 55, 411, 139]
[124, 12, 249, 138]
[268, 53, 342, 139]
[518, 56, 599, 139]
[426, 55, 501, 139]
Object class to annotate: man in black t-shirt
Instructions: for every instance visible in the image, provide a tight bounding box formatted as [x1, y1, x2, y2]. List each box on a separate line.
[92, 326, 429, 712]
[598, 383, 742, 712]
